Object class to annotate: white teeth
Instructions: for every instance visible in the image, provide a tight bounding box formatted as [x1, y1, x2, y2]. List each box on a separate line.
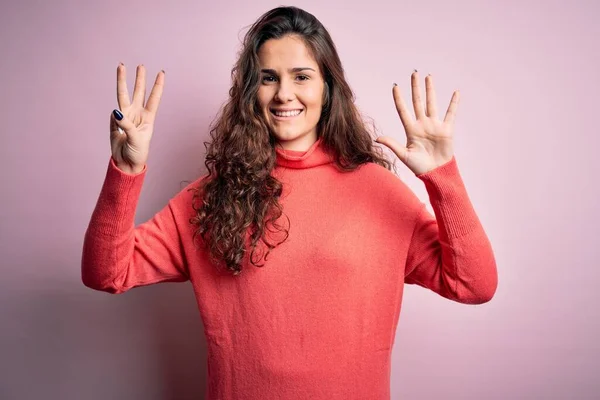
[273, 109, 302, 117]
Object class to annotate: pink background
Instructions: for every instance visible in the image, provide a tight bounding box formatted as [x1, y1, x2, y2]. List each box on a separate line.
[1, 0, 598, 398]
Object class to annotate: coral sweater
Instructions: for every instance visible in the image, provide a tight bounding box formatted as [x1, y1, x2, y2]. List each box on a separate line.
[82, 137, 497, 399]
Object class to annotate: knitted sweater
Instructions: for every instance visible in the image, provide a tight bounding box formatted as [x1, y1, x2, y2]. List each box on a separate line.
[81, 137, 497, 399]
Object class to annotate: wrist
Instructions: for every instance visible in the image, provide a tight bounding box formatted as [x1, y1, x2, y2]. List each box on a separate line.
[113, 158, 145, 175]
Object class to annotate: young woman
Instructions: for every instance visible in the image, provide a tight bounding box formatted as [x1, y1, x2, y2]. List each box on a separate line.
[82, 6, 498, 399]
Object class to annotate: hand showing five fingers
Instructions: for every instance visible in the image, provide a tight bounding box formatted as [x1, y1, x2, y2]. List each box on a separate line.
[376, 70, 460, 176]
[110, 64, 165, 174]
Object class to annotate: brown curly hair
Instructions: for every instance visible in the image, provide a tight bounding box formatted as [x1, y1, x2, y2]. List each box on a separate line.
[188, 6, 395, 276]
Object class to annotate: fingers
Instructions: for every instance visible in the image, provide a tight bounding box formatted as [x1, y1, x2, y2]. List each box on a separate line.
[145, 70, 165, 115]
[392, 84, 412, 129]
[117, 63, 131, 110]
[425, 74, 438, 119]
[131, 65, 146, 107]
[411, 70, 425, 120]
[396, 72, 447, 122]
[110, 109, 136, 136]
[444, 90, 460, 125]
[375, 135, 408, 164]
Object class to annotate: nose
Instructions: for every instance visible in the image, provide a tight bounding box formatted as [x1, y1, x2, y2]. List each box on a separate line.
[274, 78, 295, 103]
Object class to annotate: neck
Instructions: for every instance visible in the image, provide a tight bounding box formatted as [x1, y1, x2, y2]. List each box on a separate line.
[274, 136, 334, 169]
[274, 132, 319, 152]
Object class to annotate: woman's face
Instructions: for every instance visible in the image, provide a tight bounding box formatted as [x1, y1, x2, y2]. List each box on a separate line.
[257, 35, 325, 151]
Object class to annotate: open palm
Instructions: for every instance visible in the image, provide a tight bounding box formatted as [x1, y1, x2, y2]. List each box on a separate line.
[376, 70, 459, 176]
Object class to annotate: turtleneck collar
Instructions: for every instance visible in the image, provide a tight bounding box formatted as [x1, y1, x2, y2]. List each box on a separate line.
[274, 137, 334, 169]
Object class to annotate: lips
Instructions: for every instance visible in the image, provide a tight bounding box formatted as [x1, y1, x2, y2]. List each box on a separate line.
[270, 109, 304, 120]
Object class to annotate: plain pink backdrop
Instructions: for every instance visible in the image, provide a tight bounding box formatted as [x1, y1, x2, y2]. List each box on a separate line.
[1, 0, 598, 399]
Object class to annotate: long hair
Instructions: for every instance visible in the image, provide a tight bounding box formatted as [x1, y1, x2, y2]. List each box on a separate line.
[189, 6, 394, 276]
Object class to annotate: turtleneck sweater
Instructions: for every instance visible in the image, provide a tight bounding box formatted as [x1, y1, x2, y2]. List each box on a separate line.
[82, 137, 497, 399]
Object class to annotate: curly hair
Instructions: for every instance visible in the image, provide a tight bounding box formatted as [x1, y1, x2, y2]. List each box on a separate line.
[188, 6, 394, 276]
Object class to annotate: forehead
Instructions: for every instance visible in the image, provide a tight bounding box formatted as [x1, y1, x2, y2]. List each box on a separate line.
[258, 35, 319, 70]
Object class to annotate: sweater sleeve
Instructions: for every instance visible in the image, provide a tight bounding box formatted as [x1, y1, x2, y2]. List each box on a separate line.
[403, 156, 498, 304]
[81, 157, 189, 294]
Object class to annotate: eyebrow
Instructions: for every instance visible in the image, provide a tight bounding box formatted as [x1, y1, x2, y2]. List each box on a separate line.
[260, 67, 316, 74]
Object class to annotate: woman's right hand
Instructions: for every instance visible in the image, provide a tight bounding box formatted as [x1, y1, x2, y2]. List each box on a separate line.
[110, 64, 165, 174]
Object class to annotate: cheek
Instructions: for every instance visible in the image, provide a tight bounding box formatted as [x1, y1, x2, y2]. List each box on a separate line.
[303, 85, 324, 108]
[300, 96, 321, 117]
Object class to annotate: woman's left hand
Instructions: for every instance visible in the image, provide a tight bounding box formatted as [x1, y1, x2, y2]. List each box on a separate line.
[375, 70, 460, 176]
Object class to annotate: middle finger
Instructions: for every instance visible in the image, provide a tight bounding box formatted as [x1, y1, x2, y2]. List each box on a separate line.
[425, 74, 438, 119]
[411, 70, 425, 120]
[132, 64, 146, 107]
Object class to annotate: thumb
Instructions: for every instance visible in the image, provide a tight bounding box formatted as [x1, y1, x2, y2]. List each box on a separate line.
[111, 109, 136, 135]
[375, 136, 408, 164]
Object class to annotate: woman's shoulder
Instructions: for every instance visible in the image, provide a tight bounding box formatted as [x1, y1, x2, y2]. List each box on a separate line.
[168, 173, 211, 210]
[356, 161, 404, 187]
[354, 162, 421, 207]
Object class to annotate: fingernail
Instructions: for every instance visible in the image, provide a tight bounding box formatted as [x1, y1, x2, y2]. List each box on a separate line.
[393, 82, 397, 87]
[161, 69, 165, 74]
[113, 109, 123, 121]
[414, 69, 418, 73]
[119, 62, 124, 66]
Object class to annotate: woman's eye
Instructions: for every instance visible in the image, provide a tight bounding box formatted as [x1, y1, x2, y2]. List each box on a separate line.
[261, 75, 309, 83]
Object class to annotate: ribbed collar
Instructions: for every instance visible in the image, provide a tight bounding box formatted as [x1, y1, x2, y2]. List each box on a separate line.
[274, 137, 334, 169]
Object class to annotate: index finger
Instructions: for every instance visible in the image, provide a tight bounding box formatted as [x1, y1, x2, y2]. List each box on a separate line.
[392, 84, 413, 129]
[145, 70, 165, 114]
[117, 63, 131, 109]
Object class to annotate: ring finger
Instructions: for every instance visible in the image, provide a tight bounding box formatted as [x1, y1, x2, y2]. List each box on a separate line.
[116, 63, 131, 110]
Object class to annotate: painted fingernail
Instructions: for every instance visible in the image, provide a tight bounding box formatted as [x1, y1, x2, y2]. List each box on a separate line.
[113, 109, 123, 121]
[414, 69, 418, 73]
[393, 82, 397, 87]
[161, 69, 165, 74]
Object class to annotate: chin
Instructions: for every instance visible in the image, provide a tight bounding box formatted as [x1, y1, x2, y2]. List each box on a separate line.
[271, 127, 304, 139]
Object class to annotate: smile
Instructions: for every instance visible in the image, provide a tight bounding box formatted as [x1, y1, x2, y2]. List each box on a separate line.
[270, 109, 304, 120]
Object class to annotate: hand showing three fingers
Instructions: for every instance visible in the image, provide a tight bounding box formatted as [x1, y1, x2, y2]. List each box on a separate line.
[376, 70, 460, 176]
[110, 64, 165, 174]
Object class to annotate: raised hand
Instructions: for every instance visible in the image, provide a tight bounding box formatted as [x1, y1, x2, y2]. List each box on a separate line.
[375, 70, 460, 176]
[110, 64, 165, 174]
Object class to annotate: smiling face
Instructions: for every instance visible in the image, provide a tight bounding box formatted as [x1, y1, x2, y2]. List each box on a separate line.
[257, 35, 325, 151]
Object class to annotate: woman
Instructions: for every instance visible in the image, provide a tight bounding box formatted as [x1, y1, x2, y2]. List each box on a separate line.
[82, 6, 498, 399]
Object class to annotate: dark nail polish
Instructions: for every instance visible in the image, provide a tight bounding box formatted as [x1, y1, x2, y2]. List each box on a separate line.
[393, 83, 397, 87]
[113, 109, 123, 121]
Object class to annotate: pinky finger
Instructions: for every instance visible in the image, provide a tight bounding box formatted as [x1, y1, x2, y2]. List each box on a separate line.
[110, 109, 136, 136]
[443, 90, 460, 125]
